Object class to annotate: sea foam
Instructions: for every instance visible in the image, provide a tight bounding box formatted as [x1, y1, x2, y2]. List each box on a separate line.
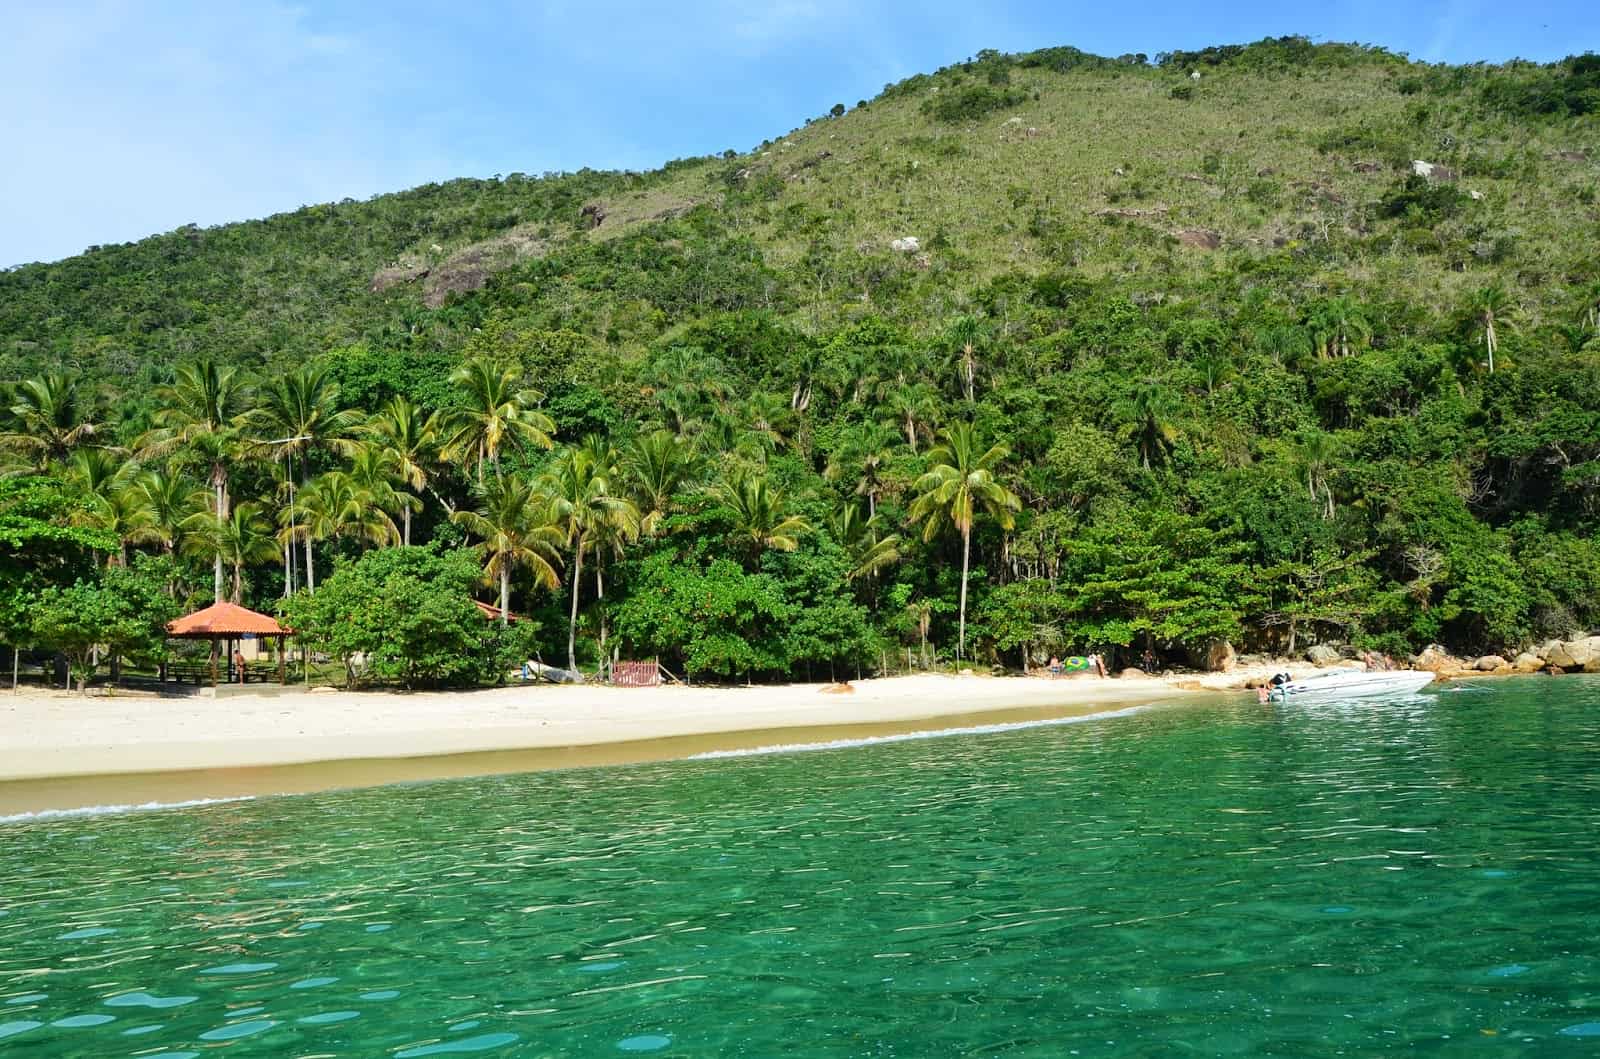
[0, 796, 256, 826]
[686, 702, 1156, 760]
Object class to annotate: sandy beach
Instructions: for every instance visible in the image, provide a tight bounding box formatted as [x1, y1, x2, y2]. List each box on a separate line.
[0, 672, 1214, 785]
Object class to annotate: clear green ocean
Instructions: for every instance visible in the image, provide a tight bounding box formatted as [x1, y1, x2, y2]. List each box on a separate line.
[3, 676, 1600, 1056]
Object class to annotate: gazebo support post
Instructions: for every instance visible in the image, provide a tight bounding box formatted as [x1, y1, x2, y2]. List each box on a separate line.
[209, 639, 218, 687]
[277, 636, 287, 685]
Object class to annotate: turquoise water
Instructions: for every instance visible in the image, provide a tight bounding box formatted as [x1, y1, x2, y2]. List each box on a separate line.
[4, 677, 1600, 1056]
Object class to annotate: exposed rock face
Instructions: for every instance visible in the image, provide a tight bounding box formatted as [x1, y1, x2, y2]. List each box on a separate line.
[1474, 655, 1509, 672]
[1175, 228, 1222, 250]
[1414, 645, 1464, 673]
[1306, 644, 1342, 666]
[1120, 667, 1147, 679]
[1512, 652, 1544, 672]
[1540, 636, 1600, 671]
[889, 236, 921, 253]
[1412, 160, 1459, 182]
[1205, 640, 1237, 672]
[370, 263, 429, 293]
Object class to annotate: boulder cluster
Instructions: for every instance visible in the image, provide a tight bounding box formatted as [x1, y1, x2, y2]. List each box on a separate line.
[1412, 636, 1600, 677]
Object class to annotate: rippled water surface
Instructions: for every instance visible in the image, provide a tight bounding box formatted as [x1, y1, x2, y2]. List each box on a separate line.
[4, 677, 1600, 1055]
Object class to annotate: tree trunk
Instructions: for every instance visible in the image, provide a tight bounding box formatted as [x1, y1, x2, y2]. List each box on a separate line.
[403, 504, 412, 547]
[568, 542, 585, 675]
[232, 562, 243, 603]
[905, 413, 917, 453]
[499, 563, 510, 627]
[214, 479, 225, 603]
[304, 534, 315, 593]
[958, 525, 971, 661]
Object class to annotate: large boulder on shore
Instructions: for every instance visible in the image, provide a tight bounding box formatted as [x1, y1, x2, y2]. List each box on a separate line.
[1413, 645, 1464, 674]
[1473, 655, 1509, 672]
[1120, 667, 1147, 679]
[1190, 640, 1236, 672]
[1543, 636, 1600, 671]
[1306, 644, 1342, 666]
[1512, 652, 1544, 672]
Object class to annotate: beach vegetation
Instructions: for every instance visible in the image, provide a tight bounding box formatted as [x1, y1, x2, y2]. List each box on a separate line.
[5, 39, 1600, 682]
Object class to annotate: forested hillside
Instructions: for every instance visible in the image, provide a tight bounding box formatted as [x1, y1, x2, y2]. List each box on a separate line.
[4, 38, 1599, 683]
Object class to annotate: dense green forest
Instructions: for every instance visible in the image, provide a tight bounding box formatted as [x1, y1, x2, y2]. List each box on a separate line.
[3, 38, 1599, 686]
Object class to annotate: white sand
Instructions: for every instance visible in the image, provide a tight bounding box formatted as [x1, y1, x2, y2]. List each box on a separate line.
[0, 673, 1203, 782]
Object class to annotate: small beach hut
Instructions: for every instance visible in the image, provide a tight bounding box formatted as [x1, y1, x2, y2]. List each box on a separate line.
[166, 602, 291, 686]
[472, 600, 522, 624]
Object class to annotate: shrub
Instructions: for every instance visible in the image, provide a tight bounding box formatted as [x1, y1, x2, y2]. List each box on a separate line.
[921, 83, 1029, 123]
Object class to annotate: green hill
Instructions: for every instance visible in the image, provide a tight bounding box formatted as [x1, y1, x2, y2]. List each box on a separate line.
[3, 38, 1599, 679]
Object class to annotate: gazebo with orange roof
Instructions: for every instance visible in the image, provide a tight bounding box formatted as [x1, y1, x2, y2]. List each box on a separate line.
[167, 602, 291, 686]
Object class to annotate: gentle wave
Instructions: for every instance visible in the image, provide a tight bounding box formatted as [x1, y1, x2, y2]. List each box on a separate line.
[0, 795, 256, 826]
[687, 703, 1159, 760]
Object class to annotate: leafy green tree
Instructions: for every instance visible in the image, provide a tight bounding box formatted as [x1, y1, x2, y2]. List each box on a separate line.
[31, 555, 181, 691]
[613, 551, 791, 680]
[826, 500, 902, 581]
[0, 477, 114, 680]
[909, 423, 1020, 659]
[280, 546, 507, 688]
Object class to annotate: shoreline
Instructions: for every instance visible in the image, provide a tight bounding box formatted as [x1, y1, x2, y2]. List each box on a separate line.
[0, 673, 1208, 815]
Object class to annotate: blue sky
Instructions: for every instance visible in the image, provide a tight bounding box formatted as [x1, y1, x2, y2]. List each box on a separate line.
[3, 0, 1592, 267]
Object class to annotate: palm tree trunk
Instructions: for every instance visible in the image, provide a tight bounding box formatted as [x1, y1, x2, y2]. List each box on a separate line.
[214, 479, 225, 603]
[567, 540, 585, 674]
[232, 562, 243, 603]
[403, 504, 411, 547]
[499, 564, 510, 628]
[304, 533, 315, 593]
[905, 412, 917, 453]
[958, 525, 971, 661]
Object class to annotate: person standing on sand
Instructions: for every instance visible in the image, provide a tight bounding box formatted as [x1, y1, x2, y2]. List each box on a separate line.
[232, 648, 247, 684]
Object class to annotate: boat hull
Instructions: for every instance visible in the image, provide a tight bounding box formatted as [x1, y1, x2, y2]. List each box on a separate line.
[1269, 670, 1436, 702]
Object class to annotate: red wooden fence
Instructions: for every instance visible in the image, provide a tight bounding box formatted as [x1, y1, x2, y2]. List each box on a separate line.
[612, 659, 661, 687]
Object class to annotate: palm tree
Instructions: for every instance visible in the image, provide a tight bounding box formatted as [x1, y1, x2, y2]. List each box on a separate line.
[883, 382, 941, 453]
[281, 472, 372, 593]
[442, 356, 555, 480]
[247, 363, 363, 594]
[540, 445, 641, 673]
[129, 469, 199, 557]
[64, 449, 140, 566]
[825, 421, 901, 518]
[713, 466, 810, 560]
[1113, 380, 1180, 471]
[625, 429, 697, 534]
[1, 373, 99, 466]
[183, 502, 279, 602]
[1295, 430, 1343, 520]
[827, 500, 902, 581]
[909, 423, 1020, 661]
[1467, 286, 1513, 374]
[948, 315, 984, 403]
[345, 445, 409, 547]
[362, 396, 441, 545]
[451, 475, 562, 627]
[1306, 297, 1372, 359]
[141, 360, 252, 602]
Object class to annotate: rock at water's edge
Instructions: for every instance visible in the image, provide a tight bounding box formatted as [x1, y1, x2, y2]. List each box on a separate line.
[1306, 645, 1342, 666]
[1474, 655, 1510, 672]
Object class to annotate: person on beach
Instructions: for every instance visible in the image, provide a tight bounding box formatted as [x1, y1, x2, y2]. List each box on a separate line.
[232, 648, 247, 683]
[1047, 656, 1063, 677]
[1091, 653, 1107, 678]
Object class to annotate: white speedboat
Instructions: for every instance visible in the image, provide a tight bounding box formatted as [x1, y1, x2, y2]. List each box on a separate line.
[1267, 667, 1435, 702]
